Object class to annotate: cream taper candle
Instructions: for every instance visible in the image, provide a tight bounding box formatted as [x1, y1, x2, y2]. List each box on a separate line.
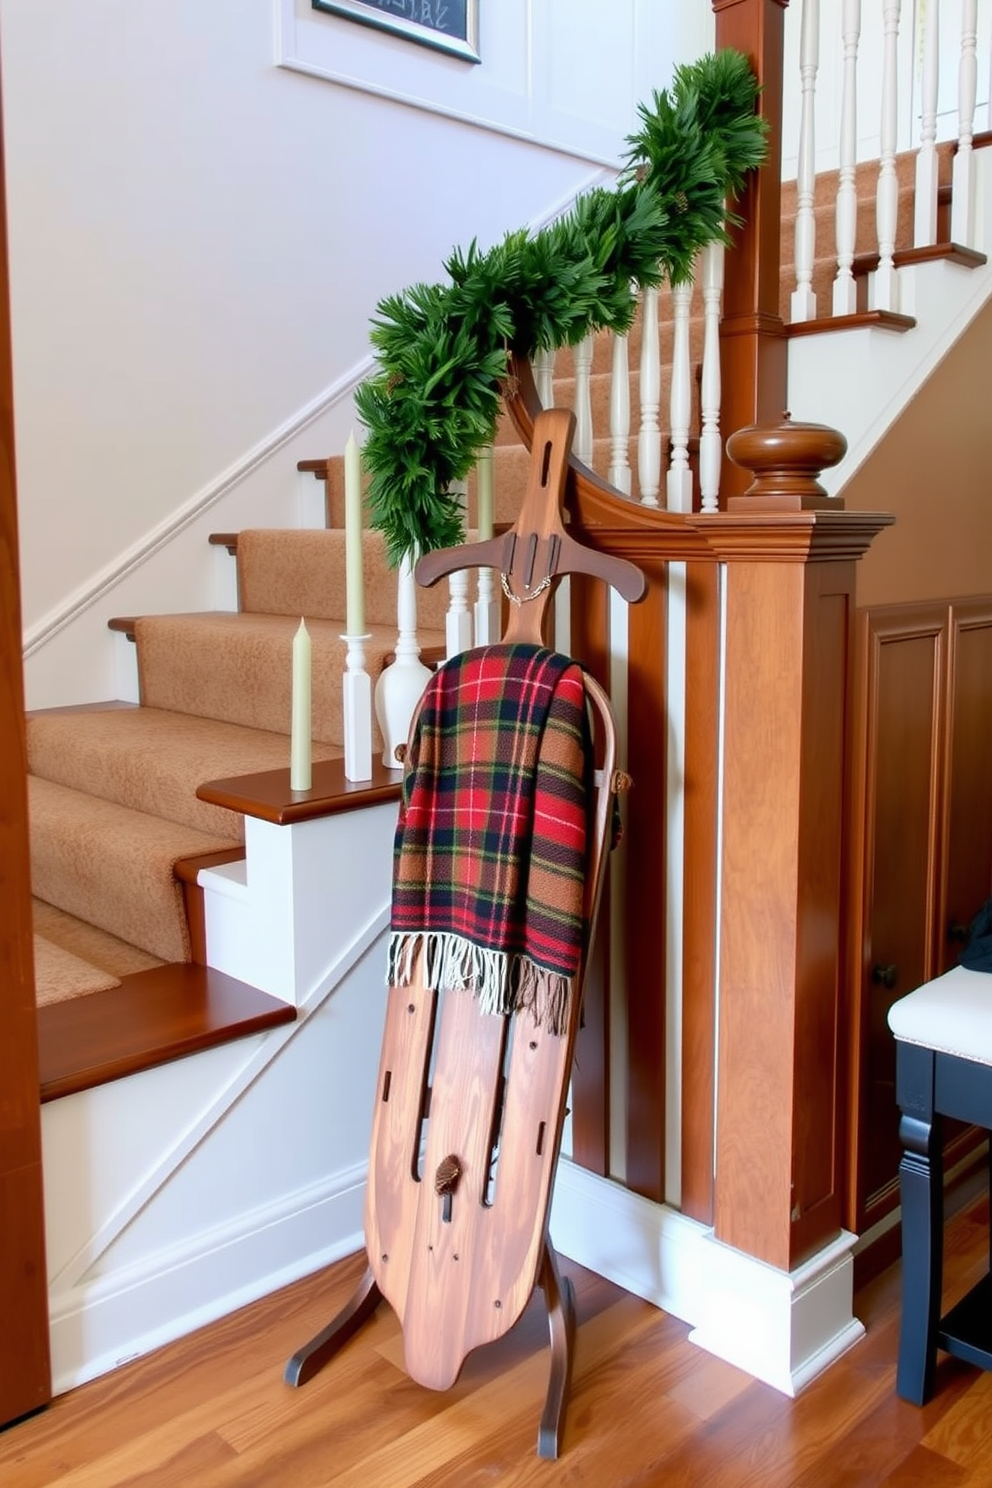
[344, 430, 364, 637]
[476, 444, 494, 540]
[290, 617, 312, 791]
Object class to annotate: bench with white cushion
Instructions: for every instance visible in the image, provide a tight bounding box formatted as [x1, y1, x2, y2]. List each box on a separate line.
[888, 965, 992, 1404]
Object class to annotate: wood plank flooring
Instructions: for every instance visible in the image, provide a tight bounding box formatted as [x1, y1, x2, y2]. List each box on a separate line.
[1, 1190, 990, 1487]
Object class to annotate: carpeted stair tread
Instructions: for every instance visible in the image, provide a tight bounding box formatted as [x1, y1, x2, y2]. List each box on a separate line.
[33, 937, 121, 1007]
[236, 527, 451, 633]
[28, 705, 344, 841]
[33, 898, 164, 978]
[29, 776, 239, 963]
[134, 612, 412, 745]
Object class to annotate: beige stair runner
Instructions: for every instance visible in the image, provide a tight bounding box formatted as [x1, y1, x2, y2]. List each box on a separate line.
[33, 900, 164, 1007]
[26, 527, 447, 1005]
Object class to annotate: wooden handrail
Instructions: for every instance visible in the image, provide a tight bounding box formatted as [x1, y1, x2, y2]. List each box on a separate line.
[503, 356, 706, 547]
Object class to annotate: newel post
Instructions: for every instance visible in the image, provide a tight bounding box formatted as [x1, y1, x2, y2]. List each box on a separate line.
[701, 419, 893, 1273]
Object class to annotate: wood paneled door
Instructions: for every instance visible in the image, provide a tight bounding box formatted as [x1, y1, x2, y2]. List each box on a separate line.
[846, 597, 992, 1239]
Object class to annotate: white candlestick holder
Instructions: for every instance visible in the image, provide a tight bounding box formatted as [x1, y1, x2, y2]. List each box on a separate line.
[341, 633, 373, 782]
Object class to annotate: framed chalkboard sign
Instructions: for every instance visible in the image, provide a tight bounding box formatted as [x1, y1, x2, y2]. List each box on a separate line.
[311, 0, 480, 63]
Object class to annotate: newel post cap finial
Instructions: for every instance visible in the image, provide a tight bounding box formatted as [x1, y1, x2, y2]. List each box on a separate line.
[725, 412, 848, 510]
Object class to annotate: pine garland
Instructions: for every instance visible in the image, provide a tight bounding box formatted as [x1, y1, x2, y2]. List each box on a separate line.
[354, 50, 768, 566]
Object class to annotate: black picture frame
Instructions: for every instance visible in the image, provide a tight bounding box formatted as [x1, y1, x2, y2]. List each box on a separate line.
[311, 0, 480, 64]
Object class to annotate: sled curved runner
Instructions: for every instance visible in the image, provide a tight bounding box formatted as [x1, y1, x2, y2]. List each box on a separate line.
[285, 408, 644, 1459]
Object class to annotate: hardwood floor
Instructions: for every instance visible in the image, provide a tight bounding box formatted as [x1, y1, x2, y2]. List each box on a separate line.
[2, 1190, 990, 1487]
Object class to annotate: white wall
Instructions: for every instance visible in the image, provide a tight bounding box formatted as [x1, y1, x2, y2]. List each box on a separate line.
[1, 0, 712, 707]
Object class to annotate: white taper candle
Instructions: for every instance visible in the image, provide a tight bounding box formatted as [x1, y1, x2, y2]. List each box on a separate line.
[290, 617, 312, 791]
[344, 430, 364, 637]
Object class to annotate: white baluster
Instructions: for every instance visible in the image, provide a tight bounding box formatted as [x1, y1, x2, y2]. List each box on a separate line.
[914, 0, 940, 247]
[666, 276, 694, 513]
[444, 479, 472, 658]
[832, 0, 861, 315]
[698, 243, 724, 514]
[445, 567, 472, 658]
[573, 332, 595, 467]
[791, 0, 819, 322]
[608, 331, 632, 496]
[532, 347, 555, 409]
[374, 552, 432, 768]
[637, 283, 662, 507]
[951, 0, 978, 247]
[473, 445, 499, 646]
[873, 0, 902, 313]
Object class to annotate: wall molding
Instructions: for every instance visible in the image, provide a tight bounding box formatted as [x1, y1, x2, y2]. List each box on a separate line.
[275, 0, 671, 167]
[22, 359, 372, 658]
[47, 902, 389, 1297]
[551, 1159, 865, 1397]
[48, 1161, 368, 1394]
[22, 168, 612, 667]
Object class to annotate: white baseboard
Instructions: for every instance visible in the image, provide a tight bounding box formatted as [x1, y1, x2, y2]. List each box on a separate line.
[49, 1143, 865, 1396]
[550, 1159, 864, 1396]
[687, 1228, 864, 1396]
[49, 1165, 367, 1396]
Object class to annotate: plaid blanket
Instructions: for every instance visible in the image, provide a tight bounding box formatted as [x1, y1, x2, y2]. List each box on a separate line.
[387, 643, 593, 1035]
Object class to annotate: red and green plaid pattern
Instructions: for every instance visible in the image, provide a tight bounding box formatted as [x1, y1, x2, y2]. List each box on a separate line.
[387, 643, 592, 1033]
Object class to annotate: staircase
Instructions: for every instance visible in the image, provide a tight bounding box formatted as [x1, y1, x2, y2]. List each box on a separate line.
[28, 136, 991, 1065]
[27, 527, 451, 1086]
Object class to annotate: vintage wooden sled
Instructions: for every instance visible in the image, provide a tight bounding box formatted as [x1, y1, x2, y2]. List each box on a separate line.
[285, 407, 645, 1458]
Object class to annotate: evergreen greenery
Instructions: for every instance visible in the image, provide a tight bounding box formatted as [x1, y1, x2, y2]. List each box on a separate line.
[354, 49, 768, 565]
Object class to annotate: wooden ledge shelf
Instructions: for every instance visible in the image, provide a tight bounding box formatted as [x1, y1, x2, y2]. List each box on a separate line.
[38, 962, 296, 1103]
[197, 756, 402, 826]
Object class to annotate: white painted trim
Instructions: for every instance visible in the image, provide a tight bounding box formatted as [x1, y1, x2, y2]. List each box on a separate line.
[665, 563, 687, 1208]
[688, 1228, 864, 1396]
[22, 361, 373, 656]
[49, 1162, 368, 1394]
[276, 0, 687, 168]
[21, 167, 611, 671]
[48, 904, 388, 1295]
[550, 1159, 865, 1397]
[550, 1157, 710, 1322]
[607, 585, 630, 1182]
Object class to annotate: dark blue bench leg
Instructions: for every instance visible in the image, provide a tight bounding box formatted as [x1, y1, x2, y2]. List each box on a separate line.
[896, 1106, 944, 1404]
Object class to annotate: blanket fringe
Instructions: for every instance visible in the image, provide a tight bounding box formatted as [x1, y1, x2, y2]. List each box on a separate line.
[387, 930, 572, 1037]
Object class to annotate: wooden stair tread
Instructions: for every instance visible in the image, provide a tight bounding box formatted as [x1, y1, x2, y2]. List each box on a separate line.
[785, 308, 917, 338]
[38, 961, 295, 1102]
[852, 241, 988, 275]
